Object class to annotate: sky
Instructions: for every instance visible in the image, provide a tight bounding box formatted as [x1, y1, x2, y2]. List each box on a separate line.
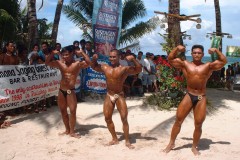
[20, 0, 240, 56]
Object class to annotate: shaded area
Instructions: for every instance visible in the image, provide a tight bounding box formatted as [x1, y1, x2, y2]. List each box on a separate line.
[206, 88, 240, 115]
[173, 137, 231, 151]
[146, 115, 176, 136]
[10, 106, 61, 134]
[75, 123, 106, 136]
[116, 132, 158, 144]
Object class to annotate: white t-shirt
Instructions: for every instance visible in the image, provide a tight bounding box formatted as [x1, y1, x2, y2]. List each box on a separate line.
[119, 59, 129, 66]
[143, 58, 151, 74]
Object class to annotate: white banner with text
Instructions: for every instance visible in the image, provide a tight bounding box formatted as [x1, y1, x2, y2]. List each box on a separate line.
[0, 64, 61, 111]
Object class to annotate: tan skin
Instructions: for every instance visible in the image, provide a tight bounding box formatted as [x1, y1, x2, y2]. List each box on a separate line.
[45, 48, 90, 138]
[91, 50, 142, 149]
[0, 42, 19, 65]
[163, 45, 227, 155]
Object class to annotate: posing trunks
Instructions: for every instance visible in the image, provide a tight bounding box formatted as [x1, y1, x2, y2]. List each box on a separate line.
[59, 88, 75, 98]
[187, 92, 206, 106]
[107, 91, 124, 103]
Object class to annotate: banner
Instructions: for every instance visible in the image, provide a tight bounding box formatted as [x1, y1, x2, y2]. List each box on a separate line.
[0, 64, 61, 111]
[92, 0, 122, 55]
[84, 55, 110, 94]
[210, 36, 222, 61]
[226, 46, 240, 57]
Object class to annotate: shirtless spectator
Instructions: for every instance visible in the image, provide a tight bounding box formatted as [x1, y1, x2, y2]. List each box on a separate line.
[163, 45, 227, 155]
[0, 41, 19, 65]
[91, 49, 141, 149]
[45, 45, 90, 138]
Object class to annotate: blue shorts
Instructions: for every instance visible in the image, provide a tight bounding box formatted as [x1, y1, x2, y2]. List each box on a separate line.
[142, 74, 152, 85]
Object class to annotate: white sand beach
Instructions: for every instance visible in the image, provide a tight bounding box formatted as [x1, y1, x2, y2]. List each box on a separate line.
[1, 88, 240, 160]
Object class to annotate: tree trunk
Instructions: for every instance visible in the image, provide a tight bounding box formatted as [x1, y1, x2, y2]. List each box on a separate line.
[214, 0, 222, 51]
[51, 0, 64, 45]
[168, 0, 184, 58]
[27, 0, 38, 49]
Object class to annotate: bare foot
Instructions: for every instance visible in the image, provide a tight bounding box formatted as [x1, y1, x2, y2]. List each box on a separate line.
[126, 142, 135, 149]
[163, 144, 175, 153]
[58, 131, 70, 136]
[192, 147, 201, 156]
[69, 133, 81, 139]
[105, 139, 119, 146]
[0, 121, 11, 129]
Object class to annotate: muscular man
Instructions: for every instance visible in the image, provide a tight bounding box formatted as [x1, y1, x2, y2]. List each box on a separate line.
[91, 49, 142, 149]
[0, 41, 19, 65]
[163, 45, 227, 155]
[45, 45, 90, 138]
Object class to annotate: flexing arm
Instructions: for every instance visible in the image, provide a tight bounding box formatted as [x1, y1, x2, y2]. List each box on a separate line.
[125, 55, 142, 75]
[45, 50, 60, 68]
[209, 48, 227, 71]
[75, 49, 91, 68]
[90, 54, 104, 73]
[168, 45, 185, 69]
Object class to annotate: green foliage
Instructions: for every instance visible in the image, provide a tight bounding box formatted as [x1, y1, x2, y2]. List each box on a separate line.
[159, 33, 174, 54]
[0, 0, 21, 46]
[63, 0, 159, 46]
[143, 92, 182, 110]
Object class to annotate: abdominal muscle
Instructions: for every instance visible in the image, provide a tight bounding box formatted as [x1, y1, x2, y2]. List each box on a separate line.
[60, 73, 77, 90]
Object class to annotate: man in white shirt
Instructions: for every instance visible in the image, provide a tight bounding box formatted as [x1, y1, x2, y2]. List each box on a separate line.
[142, 52, 152, 92]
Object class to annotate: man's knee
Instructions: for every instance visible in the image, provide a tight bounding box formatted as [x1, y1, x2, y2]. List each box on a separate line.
[174, 118, 184, 127]
[105, 117, 113, 124]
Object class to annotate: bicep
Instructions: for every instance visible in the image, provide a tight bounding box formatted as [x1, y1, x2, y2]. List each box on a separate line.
[126, 66, 140, 75]
[209, 60, 225, 71]
[91, 63, 104, 73]
[46, 61, 60, 68]
[169, 58, 184, 69]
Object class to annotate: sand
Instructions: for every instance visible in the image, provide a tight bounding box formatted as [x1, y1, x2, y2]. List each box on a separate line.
[0, 88, 240, 160]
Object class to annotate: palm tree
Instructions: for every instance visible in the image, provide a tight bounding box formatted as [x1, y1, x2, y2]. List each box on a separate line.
[27, 0, 39, 49]
[205, 0, 222, 51]
[213, 0, 222, 51]
[63, 0, 159, 49]
[0, 0, 21, 47]
[167, 0, 182, 50]
[51, 0, 64, 44]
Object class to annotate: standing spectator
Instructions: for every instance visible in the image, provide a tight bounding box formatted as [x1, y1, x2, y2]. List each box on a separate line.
[85, 41, 94, 57]
[0, 41, 19, 65]
[80, 39, 86, 50]
[28, 44, 39, 65]
[73, 40, 79, 48]
[38, 42, 50, 62]
[131, 74, 143, 96]
[136, 51, 145, 80]
[220, 67, 225, 81]
[142, 52, 152, 92]
[149, 53, 158, 92]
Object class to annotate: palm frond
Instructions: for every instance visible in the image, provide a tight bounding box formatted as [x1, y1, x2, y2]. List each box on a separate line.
[120, 17, 160, 45]
[119, 41, 140, 52]
[63, 5, 90, 27]
[0, 9, 15, 22]
[82, 31, 93, 42]
[69, 0, 93, 19]
[122, 0, 146, 29]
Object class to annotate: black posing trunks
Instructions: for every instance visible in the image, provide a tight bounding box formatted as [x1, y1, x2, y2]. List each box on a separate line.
[187, 92, 206, 106]
[59, 88, 75, 98]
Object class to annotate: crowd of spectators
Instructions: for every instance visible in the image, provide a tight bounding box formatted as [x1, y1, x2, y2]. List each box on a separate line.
[0, 39, 168, 128]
